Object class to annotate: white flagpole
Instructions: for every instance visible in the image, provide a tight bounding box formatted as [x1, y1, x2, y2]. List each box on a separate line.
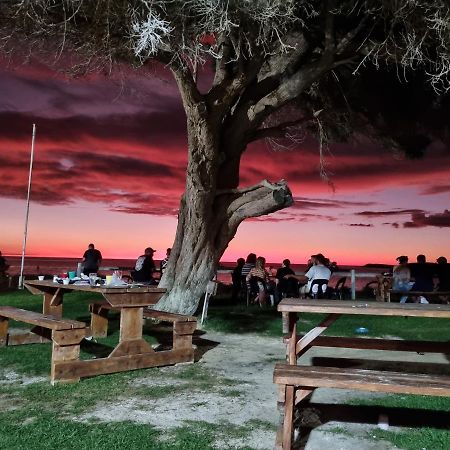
[19, 124, 36, 289]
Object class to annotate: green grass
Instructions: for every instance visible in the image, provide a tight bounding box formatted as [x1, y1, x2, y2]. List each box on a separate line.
[370, 427, 450, 450]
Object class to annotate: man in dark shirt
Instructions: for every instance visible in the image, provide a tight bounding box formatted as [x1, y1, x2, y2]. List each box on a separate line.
[0, 251, 9, 274]
[82, 243, 103, 275]
[276, 259, 297, 301]
[409, 254, 435, 292]
[436, 256, 450, 291]
[132, 247, 156, 283]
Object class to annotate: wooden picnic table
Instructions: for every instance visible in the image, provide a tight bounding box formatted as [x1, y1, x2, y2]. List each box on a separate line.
[14, 280, 198, 383]
[274, 299, 450, 449]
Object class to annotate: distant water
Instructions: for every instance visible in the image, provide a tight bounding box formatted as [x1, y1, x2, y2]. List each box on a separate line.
[4, 256, 388, 291]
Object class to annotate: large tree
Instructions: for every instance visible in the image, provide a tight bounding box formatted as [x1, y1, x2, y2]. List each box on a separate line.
[1, 1, 449, 313]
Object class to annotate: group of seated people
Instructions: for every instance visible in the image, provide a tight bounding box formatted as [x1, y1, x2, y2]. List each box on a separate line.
[231, 252, 335, 305]
[392, 254, 450, 303]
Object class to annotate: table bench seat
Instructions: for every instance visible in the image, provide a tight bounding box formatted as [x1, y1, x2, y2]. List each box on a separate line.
[0, 306, 85, 330]
[89, 301, 196, 338]
[274, 363, 450, 396]
[0, 306, 86, 384]
[388, 290, 450, 302]
[274, 363, 450, 449]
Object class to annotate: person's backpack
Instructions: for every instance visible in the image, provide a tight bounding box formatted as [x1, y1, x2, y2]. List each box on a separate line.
[135, 256, 145, 271]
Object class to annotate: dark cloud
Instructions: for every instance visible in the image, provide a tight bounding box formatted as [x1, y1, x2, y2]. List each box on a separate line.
[291, 196, 378, 210]
[346, 223, 373, 227]
[421, 185, 450, 195]
[0, 110, 187, 148]
[252, 211, 337, 223]
[403, 210, 450, 228]
[356, 209, 424, 217]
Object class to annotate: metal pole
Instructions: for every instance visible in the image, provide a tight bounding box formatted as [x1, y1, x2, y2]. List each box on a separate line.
[351, 269, 356, 300]
[19, 124, 36, 289]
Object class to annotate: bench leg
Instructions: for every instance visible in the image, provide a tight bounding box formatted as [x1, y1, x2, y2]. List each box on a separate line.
[0, 316, 8, 346]
[90, 305, 109, 338]
[282, 385, 295, 450]
[50, 328, 85, 384]
[173, 321, 197, 352]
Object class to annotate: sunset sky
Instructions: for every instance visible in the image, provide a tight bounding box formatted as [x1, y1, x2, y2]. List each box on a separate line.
[1, 62, 449, 266]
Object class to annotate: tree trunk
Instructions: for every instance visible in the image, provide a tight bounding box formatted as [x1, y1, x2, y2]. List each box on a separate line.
[155, 114, 293, 315]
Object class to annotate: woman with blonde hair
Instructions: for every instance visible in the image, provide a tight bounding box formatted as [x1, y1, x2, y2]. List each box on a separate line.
[246, 256, 270, 306]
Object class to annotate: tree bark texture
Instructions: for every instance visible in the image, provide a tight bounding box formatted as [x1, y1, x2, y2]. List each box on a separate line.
[156, 112, 293, 314]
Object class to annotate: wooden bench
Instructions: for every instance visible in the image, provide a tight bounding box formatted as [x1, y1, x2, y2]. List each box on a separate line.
[273, 363, 450, 450]
[0, 306, 86, 384]
[89, 301, 197, 351]
[388, 290, 450, 302]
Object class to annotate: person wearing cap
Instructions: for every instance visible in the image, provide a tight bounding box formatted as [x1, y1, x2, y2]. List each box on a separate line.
[392, 255, 412, 303]
[132, 247, 157, 283]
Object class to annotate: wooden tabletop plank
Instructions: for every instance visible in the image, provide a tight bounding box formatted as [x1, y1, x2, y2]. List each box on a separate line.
[25, 280, 166, 294]
[277, 299, 450, 318]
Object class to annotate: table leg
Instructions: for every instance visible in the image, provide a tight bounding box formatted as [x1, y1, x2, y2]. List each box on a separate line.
[109, 307, 154, 357]
[43, 289, 63, 318]
[287, 312, 298, 365]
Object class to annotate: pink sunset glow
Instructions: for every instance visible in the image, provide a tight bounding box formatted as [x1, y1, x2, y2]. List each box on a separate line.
[1, 63, 450, 266]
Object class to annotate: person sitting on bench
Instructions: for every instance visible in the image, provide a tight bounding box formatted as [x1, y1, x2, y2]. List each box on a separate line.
[393, 255, 413, 303]
[285, 253, 331, 299]
[409, 254, 435, 303]
[132, 247, 157, 284]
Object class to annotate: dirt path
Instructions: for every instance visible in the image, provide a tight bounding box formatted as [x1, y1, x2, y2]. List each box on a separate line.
[77, 331, 448, 449]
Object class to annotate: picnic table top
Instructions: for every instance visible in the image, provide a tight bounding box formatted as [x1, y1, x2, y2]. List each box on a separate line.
[277, 298, 450, 318]
[24, 279, 166, 294]
[24, 280, 166, 308]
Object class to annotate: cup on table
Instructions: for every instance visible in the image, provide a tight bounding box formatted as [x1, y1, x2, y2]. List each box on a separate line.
[68, 271, 76, 279]
[62, 278, 70, 285]
[89, 273, 97, 286]
[113, 270, 122, 280]
[38, 275, 44, 281]
[105, 275, 113, 285]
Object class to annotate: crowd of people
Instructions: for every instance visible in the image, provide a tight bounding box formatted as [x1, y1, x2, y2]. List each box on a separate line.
[392, 254, 450, 303]
[231, 252, 337, 306]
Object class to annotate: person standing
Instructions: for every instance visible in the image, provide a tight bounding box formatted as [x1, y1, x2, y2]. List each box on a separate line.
[82, 243, 102, 275]
[0, 251, 9, 274]
[132, 247, 157, 283]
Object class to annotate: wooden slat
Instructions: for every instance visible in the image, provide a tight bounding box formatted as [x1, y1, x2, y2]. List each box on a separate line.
[312, 336, 450, 353]
[273, 364, 450, 397]
[390, 290, 450, 296]
[144, 309, 197, 323]
[0, 306, 85, 330]
[52, 348, 194, 380]
[277, 299, 450, 318]
[295, 314, 340, 356]
[89, 301, 196, 323]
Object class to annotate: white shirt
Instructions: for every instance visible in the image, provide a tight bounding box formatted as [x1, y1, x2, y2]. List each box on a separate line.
[305, 264, 331, 291]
